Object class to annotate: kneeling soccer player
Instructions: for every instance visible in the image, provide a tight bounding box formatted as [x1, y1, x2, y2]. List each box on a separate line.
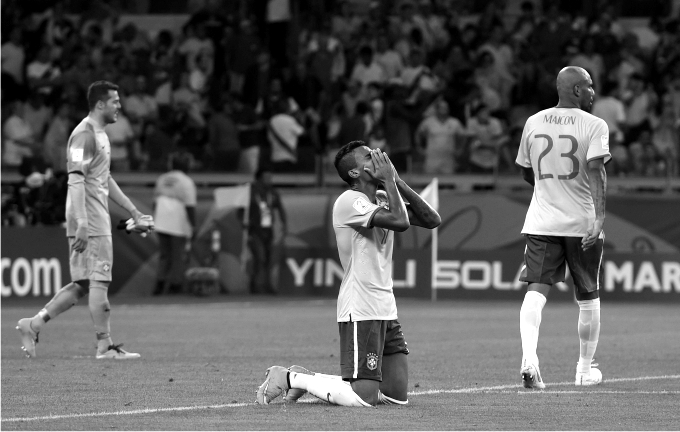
[256, 143, 441, 406]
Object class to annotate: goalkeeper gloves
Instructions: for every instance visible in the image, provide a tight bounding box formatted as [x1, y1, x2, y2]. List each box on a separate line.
[120, 215, 155, 237]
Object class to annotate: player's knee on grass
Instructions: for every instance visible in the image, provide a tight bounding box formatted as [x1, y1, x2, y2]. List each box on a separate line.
[379, 353, 409, 403]
[350, 379, 380, 406]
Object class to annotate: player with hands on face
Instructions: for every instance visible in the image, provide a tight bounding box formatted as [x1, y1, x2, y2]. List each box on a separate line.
[256, 141, 440, 407]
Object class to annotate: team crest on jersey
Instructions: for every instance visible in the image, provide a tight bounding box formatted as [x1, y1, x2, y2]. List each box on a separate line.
[601, 134, 609, 150]
[353, 197, 373, 215]
[366, 352, 378, 370]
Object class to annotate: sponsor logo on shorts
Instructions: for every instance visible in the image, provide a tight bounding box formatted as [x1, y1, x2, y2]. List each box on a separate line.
[366, 352, 378, 370]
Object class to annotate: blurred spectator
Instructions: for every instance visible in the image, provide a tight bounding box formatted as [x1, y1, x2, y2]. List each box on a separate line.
[1, 27, 26, 86]
[338, 101, 370, 146]
[2, 100, 36, 168]
[152, 151, 197, 295]
[306, 26, 346, 92]
[124, 75, 159, 132]
[26, 46, 61, 96]
[22, 93, 53, 144]
[172, 72, 206, 129]
[416, 99, 466, 174]
[256, 77, 299, 120]
[332, 0, 362, 48]
[465, 104, 509, 173]
[225, 19, 261, 95]
[473, 50, 508, 113]
[375, 34, 404, 81]
[266, 0, 293, 68]
[247, 168, 287, 295]
[350, 45, 386, 90]
[341, 79, 365, 118]
[242, 52, 272, 107]
[570, 36, 605, 93]
[43, 103, 73, 173]
[592, 80, 627, 147]
[106, 111, 137, 171]
[652, 101, 680, 177]
[144, 119, 177, 172]
[233, 95, 265, 174]
[177, 23, 214, 73]
[208, 98, 240, 171]
[623, 73, 658, 143]
[267, 100, 304, 171]
[629, 128, 665, 176]
[384, 84, 421, 172]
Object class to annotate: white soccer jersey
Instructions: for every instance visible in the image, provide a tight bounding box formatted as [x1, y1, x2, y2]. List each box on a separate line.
[515, 107, 611, 236]
[333, 190, 398, 322]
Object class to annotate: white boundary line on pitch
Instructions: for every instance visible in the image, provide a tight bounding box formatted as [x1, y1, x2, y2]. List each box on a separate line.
[3, 374, 679, 423]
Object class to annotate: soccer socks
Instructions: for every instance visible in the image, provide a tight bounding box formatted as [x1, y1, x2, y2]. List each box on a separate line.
[289, 372, 372, 407]
[577, 298, 601, 373]
[520, 291, 547, 367]
[31, 282, 88, 332]
[89, 282, 113, 352]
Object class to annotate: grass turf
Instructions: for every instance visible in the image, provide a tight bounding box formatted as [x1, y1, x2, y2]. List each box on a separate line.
[2, 297, 679, 430]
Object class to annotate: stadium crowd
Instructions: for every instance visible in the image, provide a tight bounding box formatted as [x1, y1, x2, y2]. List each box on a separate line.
[2, 0, 680, 226]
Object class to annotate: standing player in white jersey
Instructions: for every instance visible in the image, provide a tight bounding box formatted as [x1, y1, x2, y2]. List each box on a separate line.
[515, 66, 611, 389]
[256, 141, 440, 407]
[16, 81, 154, 359]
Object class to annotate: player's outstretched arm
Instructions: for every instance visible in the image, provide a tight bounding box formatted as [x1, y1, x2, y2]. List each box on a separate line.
[582, 158, 606, 251]
[393, 175, 441, 229]
[365, 149, 410, 232]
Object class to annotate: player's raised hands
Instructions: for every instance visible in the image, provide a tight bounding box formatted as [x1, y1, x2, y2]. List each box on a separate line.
[364, 149, 396, 184]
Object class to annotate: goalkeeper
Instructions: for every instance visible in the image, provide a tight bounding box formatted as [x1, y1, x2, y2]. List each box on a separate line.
[16, 80, 154, 360]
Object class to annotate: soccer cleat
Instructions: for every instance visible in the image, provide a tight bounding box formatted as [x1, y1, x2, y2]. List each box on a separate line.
[16, 318, 39, 358]
[284, 365, 314, 403]
[255, 366, 290, 405]
[520, 363, 546, 390]
[575, 367, 603, 386]
[95, 343, 141, 360]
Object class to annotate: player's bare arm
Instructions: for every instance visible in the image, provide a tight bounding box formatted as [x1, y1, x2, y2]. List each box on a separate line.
[365, 149, 410, 232]
[392, 169, 441, 229]
[583, 157, 606, 251]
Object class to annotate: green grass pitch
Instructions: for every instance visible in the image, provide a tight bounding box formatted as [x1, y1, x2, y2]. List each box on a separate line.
[2, 297, 679, 430]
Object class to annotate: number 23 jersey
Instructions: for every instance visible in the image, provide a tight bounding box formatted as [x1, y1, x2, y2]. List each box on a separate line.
[516, 107, 611, 236]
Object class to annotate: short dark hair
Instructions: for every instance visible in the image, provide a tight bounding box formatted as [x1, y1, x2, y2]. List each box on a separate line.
[334, 140, 366, 185]
[87, 80, 119, 110]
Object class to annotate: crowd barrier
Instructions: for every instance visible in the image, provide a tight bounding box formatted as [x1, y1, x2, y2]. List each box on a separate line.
[2, 190, 679, 302]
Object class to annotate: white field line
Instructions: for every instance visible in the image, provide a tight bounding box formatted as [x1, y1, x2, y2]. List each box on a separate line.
[3, 374, 679, 423]
[408, 374, 680, 396]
